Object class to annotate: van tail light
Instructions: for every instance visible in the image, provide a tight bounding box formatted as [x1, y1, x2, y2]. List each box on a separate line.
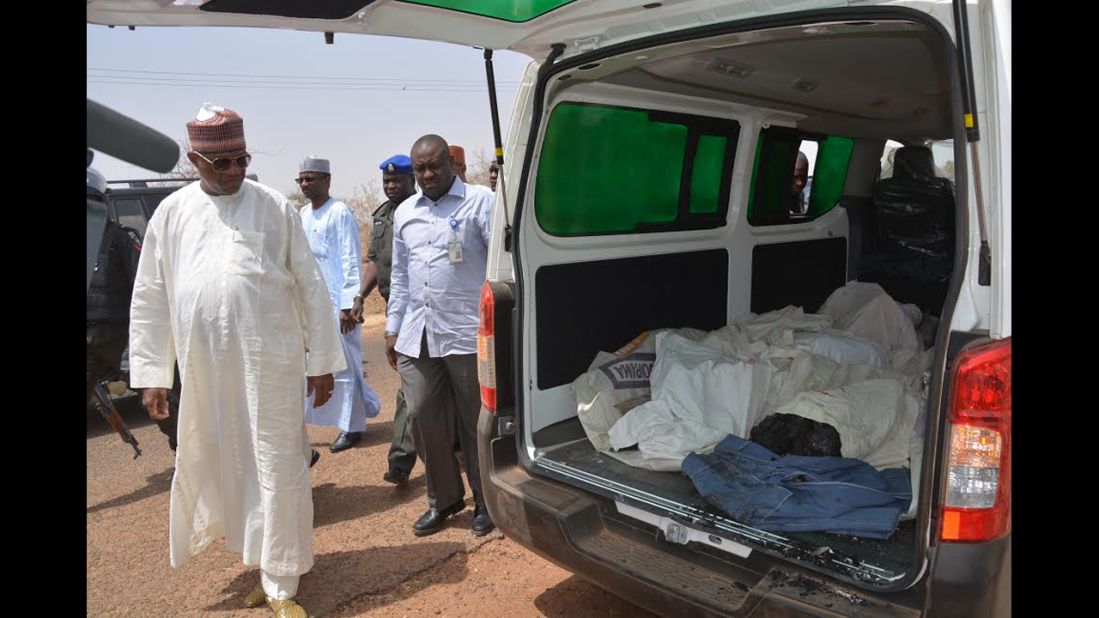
[477, 281, 498, 412]
[940, 337, 1011, 542]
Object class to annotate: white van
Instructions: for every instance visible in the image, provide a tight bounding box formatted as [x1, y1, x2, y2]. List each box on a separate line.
[88, 1, 1011, 614]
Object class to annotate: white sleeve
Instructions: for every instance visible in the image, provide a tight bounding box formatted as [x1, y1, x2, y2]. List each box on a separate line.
[286, 202, 347, 376]
[128, 217, 176, 389]
[336, 205, 362, 310]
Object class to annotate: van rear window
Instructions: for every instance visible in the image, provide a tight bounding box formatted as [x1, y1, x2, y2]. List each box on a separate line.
[535, 102, 738, 236]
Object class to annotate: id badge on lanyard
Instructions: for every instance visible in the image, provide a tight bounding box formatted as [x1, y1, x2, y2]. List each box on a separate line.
[447, 216, 463, 264]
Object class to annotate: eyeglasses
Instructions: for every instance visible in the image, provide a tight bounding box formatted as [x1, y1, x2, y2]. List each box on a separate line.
[294, 175, 327, 184]
[192, 151, 251, 172]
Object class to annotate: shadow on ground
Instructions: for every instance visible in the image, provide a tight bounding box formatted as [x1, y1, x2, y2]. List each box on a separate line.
[206, 543, 469, 617]
[87, 467, 174, 514]
[534, 574, 659, 618]
[311, 477, 427, 529]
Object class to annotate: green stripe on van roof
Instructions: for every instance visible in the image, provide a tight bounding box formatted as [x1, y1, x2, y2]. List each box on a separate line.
[399, 0, 576, 23]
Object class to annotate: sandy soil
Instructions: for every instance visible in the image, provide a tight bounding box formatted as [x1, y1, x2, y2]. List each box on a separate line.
[87, 295, 654, 617]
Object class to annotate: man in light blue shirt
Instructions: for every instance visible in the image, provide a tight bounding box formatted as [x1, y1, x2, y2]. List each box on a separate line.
[385, 134, 495, 537]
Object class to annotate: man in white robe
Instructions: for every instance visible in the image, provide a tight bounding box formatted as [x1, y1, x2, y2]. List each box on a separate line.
[295, 155, 380, 453]
[129, 104, 343, 618]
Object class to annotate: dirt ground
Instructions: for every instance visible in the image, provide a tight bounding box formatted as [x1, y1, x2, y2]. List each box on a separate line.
[86, 295, 655, 617]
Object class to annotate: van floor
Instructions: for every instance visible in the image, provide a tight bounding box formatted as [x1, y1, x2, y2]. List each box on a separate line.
[536, 433, 917, 585]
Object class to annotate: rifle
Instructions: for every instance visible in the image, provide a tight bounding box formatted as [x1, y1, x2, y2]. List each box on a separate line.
[92, 380, 142, 459]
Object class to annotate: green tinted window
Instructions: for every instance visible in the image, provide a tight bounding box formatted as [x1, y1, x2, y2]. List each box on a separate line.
[807, 136, 854, 216]
[399, 0, 575, 22]
[689, 135, 726, 214]
[535, 103, 738, 235]
[747, 128, 853, 226]
[746, 136, 800, 223]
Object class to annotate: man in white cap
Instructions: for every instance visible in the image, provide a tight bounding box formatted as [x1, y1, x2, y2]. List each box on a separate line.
[296, 155, 380, 453]
[129, 103, 344, 618]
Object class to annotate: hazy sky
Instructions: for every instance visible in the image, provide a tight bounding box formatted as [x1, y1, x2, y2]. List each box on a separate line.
[87, 24, 533, 199]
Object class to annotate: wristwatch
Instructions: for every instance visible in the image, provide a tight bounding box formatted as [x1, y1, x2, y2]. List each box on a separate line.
[353, 295, 364, 302]
[385, 331, 399, 338]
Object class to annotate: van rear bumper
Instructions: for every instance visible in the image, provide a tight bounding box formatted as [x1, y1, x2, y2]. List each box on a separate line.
[477, 409, 932, 617]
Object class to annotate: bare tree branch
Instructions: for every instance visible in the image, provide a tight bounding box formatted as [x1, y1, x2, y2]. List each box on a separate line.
[286, 189, 309, 210]
[336, 179, 383, 257]
[465, 148, 495, 188]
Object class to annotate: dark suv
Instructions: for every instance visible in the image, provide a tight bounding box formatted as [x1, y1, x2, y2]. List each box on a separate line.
[106, 174, 258, 238]
[105, 178, 189, 239]
[88, 178, 195, 448]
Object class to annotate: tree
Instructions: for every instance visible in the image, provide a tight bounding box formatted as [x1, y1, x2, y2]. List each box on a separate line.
[154, 138, 196, 184]
[340, 179, 382, 222]
[337, 179, 383, 257]
[465, 148, 496, 188]
[286, 189, 309, 211]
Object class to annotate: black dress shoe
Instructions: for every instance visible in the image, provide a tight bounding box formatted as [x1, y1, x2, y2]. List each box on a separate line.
[309, 449, 320, 468]
[471, 503, 495, 536]
[329, 431, 362, 453]
[383, 467, 410, 486]
[412, 500, 466, 536]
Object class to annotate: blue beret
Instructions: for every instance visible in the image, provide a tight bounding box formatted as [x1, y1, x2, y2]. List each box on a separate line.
[379, 154, 413, 174]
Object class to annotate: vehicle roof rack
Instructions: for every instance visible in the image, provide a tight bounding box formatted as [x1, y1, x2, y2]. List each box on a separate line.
[108, 178, 197, 188]
[107, 173, 258, 188]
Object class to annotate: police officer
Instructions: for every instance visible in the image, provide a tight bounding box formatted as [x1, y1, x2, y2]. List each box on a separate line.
[350, 154, 418, 485]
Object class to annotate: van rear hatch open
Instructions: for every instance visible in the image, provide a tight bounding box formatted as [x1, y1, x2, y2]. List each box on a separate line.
[88, 0, 856, 62]
[499, 7, 979, 593]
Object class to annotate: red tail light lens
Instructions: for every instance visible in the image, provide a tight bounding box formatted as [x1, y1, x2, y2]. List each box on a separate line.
[477, 281, 497, 411]
[940, 337, 1011, 542]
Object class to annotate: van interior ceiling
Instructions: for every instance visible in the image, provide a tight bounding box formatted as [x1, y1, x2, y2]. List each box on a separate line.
[547, 20, 953, 142]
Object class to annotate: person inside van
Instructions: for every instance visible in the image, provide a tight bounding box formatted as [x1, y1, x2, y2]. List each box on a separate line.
[489, 161, 500, 191]
[789, 151, 809, 215]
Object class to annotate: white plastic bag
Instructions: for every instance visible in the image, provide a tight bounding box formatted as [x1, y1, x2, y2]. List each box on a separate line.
[772, 378, 920, 470]
[573, 328, 706, 451]
[607, 331, 774, 470]
[819, 281, 919, 353]
[793, 329, 890, 368]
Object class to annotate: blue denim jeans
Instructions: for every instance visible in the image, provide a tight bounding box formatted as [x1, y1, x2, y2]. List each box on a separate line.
[682, 435, 911, 539]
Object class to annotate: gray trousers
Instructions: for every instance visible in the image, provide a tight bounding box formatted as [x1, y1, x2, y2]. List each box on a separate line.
[397, 341, 482, 510]
[386, 385, 417, 474]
